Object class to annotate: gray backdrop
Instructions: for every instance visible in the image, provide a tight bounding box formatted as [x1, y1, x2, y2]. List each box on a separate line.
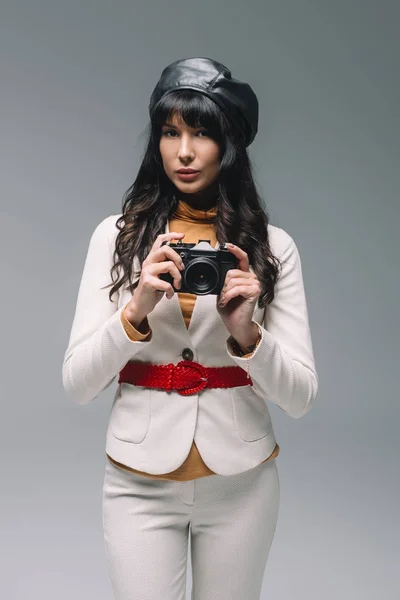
[1, 1, 398, 598]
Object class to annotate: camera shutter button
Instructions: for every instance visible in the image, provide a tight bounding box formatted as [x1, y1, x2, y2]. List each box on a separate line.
[182, 348, 194, 361]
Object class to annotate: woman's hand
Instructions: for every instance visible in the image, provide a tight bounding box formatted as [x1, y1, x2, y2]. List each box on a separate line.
[216, 243, 261, 349]
[123, 232, 185, 327]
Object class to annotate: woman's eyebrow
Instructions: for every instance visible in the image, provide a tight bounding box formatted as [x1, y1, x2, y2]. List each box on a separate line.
[162, 122, 204, 129]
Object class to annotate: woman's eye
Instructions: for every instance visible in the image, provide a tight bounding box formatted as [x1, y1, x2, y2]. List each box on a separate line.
[162, 129, 210, 138]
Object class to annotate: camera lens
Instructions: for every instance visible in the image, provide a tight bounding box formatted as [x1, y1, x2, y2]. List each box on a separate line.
[184, 258, 219, 294]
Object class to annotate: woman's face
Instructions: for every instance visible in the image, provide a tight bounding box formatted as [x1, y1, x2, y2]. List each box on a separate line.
[159, 112, 221, 200]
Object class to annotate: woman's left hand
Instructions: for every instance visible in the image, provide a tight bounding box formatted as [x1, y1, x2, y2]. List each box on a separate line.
[216, 243, 261, 341]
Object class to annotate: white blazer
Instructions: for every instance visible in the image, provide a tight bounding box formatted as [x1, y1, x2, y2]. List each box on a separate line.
[62, 214, 318, 476]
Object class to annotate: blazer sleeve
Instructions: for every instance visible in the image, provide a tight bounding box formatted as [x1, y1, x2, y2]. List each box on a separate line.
[226, 231, 318, 419]
[62, 215, 152, 405]
[120, 302, 152, 341]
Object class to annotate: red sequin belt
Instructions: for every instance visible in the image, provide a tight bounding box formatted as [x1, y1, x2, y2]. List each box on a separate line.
[118, 360, 252, 396]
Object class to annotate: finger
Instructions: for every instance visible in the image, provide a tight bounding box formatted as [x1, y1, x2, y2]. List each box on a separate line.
[225, 243, 249, 271]
[226, 243, 247, 255]
[151, 232, 185, 252]
[222, 277, 258, 294]
[145, 245, 185, 272]
[152, 261, 182, 289]
[150, 260, 182, 290]
[221, 279, 255, 296]
[144, 275, 175, 299]
[221, 283, 260, 304]
[224, 269, 255, 282]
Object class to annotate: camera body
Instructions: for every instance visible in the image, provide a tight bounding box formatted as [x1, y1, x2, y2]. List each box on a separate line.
[160, 240, 238, 295]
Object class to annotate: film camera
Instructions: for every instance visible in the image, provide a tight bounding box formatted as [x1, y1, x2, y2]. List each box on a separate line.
[159, 240, 238, 295]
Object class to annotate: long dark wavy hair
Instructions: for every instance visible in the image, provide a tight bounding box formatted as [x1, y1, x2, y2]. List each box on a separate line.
[105, 89, 282, 309]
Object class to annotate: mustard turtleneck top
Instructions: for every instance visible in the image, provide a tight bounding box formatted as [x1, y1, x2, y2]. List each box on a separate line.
[106, 199, 280, 480]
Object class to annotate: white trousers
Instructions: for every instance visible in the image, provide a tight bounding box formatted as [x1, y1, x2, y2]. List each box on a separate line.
[102, 456, 280, 600]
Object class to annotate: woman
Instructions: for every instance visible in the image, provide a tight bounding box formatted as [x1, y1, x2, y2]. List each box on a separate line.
[62, 57, 318, 600]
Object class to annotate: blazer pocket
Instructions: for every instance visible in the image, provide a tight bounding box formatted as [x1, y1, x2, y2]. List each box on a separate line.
[110, 383, 152, 444]
[230, 384, 272, 442]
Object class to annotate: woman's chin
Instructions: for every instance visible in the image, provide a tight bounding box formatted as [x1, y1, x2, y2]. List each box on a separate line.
[174, 181, 206, 194]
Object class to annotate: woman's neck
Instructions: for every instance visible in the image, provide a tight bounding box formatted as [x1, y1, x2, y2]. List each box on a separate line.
[171, 198, 217, 223]
[176, 181, 219, 211]
[178, 196, 217, 211]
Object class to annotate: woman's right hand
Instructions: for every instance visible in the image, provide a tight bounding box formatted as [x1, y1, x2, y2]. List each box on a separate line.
[123, 232, 185, 328]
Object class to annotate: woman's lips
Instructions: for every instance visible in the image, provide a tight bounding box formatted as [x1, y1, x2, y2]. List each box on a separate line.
[176, 171, 200, 181]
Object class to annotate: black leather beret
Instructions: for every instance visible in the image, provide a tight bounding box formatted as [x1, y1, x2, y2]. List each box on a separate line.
[149, 57, 259, 147]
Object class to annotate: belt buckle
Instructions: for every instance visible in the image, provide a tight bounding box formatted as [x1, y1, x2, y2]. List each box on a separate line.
[173, 360, 208, 395]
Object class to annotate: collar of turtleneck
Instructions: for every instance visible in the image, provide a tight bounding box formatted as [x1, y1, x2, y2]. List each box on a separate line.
[171, 199, 217, 224]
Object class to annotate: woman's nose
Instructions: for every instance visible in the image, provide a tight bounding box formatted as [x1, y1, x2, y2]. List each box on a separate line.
[177, 135, 195, 160]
